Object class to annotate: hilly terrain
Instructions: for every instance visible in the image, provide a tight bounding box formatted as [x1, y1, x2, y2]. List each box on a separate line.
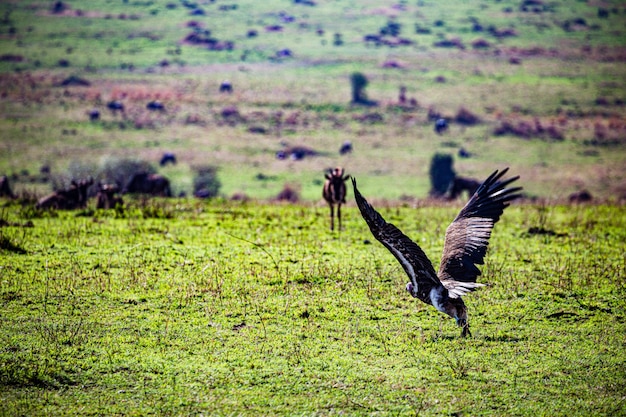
[0, 0, 624, 201]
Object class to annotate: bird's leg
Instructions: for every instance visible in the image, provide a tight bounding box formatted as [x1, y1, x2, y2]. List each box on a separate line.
[461, 322, 471, 338]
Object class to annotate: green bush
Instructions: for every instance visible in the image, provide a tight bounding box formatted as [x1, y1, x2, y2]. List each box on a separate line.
[429, 153, 456, 198]
[350, 72, 369, 104]
[193, 165, 221, 198]
[99, 157, 156, 189]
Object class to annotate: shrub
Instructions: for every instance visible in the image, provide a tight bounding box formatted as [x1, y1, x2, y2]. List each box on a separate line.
[275, 184, 300, 203]
[193, 165, 221, 198]
[350, 72, 368, 104]
[50, 160, 97, 193]
[99, 157, 156, 189]
[455, 107, 481, 125]
[429, 153, 456, 198]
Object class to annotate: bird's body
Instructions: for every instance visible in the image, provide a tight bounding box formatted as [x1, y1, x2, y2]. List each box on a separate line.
[352, 168, 522, 336]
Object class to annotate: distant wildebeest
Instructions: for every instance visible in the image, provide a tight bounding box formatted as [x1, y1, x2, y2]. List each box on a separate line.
[124, 172, 171, 197]
[51, 1, 68, 14]
[568, 190, 592, 203]
[193, 189, 213, 199]
[36, 177, 93, 210]
[458, 147, 471, 158]
[107, 100, 125, 115]
[219, 80, 233, 93]
[96, 183, 124, 209]
[75, 178, 93, 207]
[276, 49, 292, 58]
[0, 175, 16, 198]
[435, 118, 449, 134]
[159, 152, 177, 167]
[339, 141, 353, 155]
[322, 167, 349, 231]
[276, 145, 317, 161]
[364, 34, 382, 46]
[88, 109, 100, 121]
[448, 176, 481, 200]
[146, 100, 165, 111]
[398, 86, 407, 104]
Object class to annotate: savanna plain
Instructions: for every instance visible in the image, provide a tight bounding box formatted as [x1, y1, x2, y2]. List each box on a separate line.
[0, 0, 625, 415]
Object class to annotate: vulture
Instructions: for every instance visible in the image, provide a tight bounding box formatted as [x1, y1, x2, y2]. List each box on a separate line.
[352, 168, 522, 337]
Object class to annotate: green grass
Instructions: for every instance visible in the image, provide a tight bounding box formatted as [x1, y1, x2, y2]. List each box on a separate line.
[0, 199, 624, 415]
[0, 2, 625, 412]
[0, 0, 624, 201]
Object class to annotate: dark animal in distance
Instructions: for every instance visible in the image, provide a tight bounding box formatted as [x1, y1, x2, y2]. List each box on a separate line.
[339, 141, 353, 155]
[107, 100, 125, 115]
[322, 167, 349, 231]
[435, 118, 449, 134]
[36, 177, 94, 210]
[159, 152, 177, 167]
[276, 49, 292, 58]
[96, 183, 123, 209]
[458, 147, 471, 158]
[398, 86, 407, 104]
[276, 145, 317, 161]
[124, 172, 171, 197]
[448, 176, 481, 200]
[219, 80, 233, 93]
[0, 175, 16, 198]
[146, 101, 165, 111]
[568, 190, 592, 203]
[352, 168, 522, 337]
[88, 109, 100, 121]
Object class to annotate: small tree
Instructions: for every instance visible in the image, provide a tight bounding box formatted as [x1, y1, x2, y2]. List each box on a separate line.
[350, 72, 369, 104]
[99, 157, 155, 189]
[429, 153, 456, 198]
[193, 165, 221, 198]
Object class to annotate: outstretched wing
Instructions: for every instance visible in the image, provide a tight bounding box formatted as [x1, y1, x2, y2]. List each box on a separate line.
[438, 168, 522, 298]
[352, 178, 439, 289]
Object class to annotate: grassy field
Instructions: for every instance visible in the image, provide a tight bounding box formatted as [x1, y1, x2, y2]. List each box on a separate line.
[1, 199, 625, 415]
[0, 0, 624, 201]
[0, 0, 625, 415]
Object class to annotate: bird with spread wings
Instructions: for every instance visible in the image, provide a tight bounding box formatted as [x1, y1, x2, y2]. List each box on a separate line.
[352, 168, 522, 337]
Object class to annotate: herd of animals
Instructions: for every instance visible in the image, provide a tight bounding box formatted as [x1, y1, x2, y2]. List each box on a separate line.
[0, 156, 595, 214]
[0, 171, 170, 210]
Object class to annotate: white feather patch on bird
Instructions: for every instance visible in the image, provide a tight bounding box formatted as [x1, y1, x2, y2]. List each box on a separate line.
[444, 281, 486, 298]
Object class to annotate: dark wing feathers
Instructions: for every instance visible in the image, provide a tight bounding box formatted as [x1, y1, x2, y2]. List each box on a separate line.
[438, 168, 522, 297]
[454, 168, 522, 222]
[352, 178, 439, 288]
[353, 169, 521, 300]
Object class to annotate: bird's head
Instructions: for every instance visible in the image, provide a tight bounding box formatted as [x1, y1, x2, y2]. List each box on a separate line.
[405, 282, 419, 298]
